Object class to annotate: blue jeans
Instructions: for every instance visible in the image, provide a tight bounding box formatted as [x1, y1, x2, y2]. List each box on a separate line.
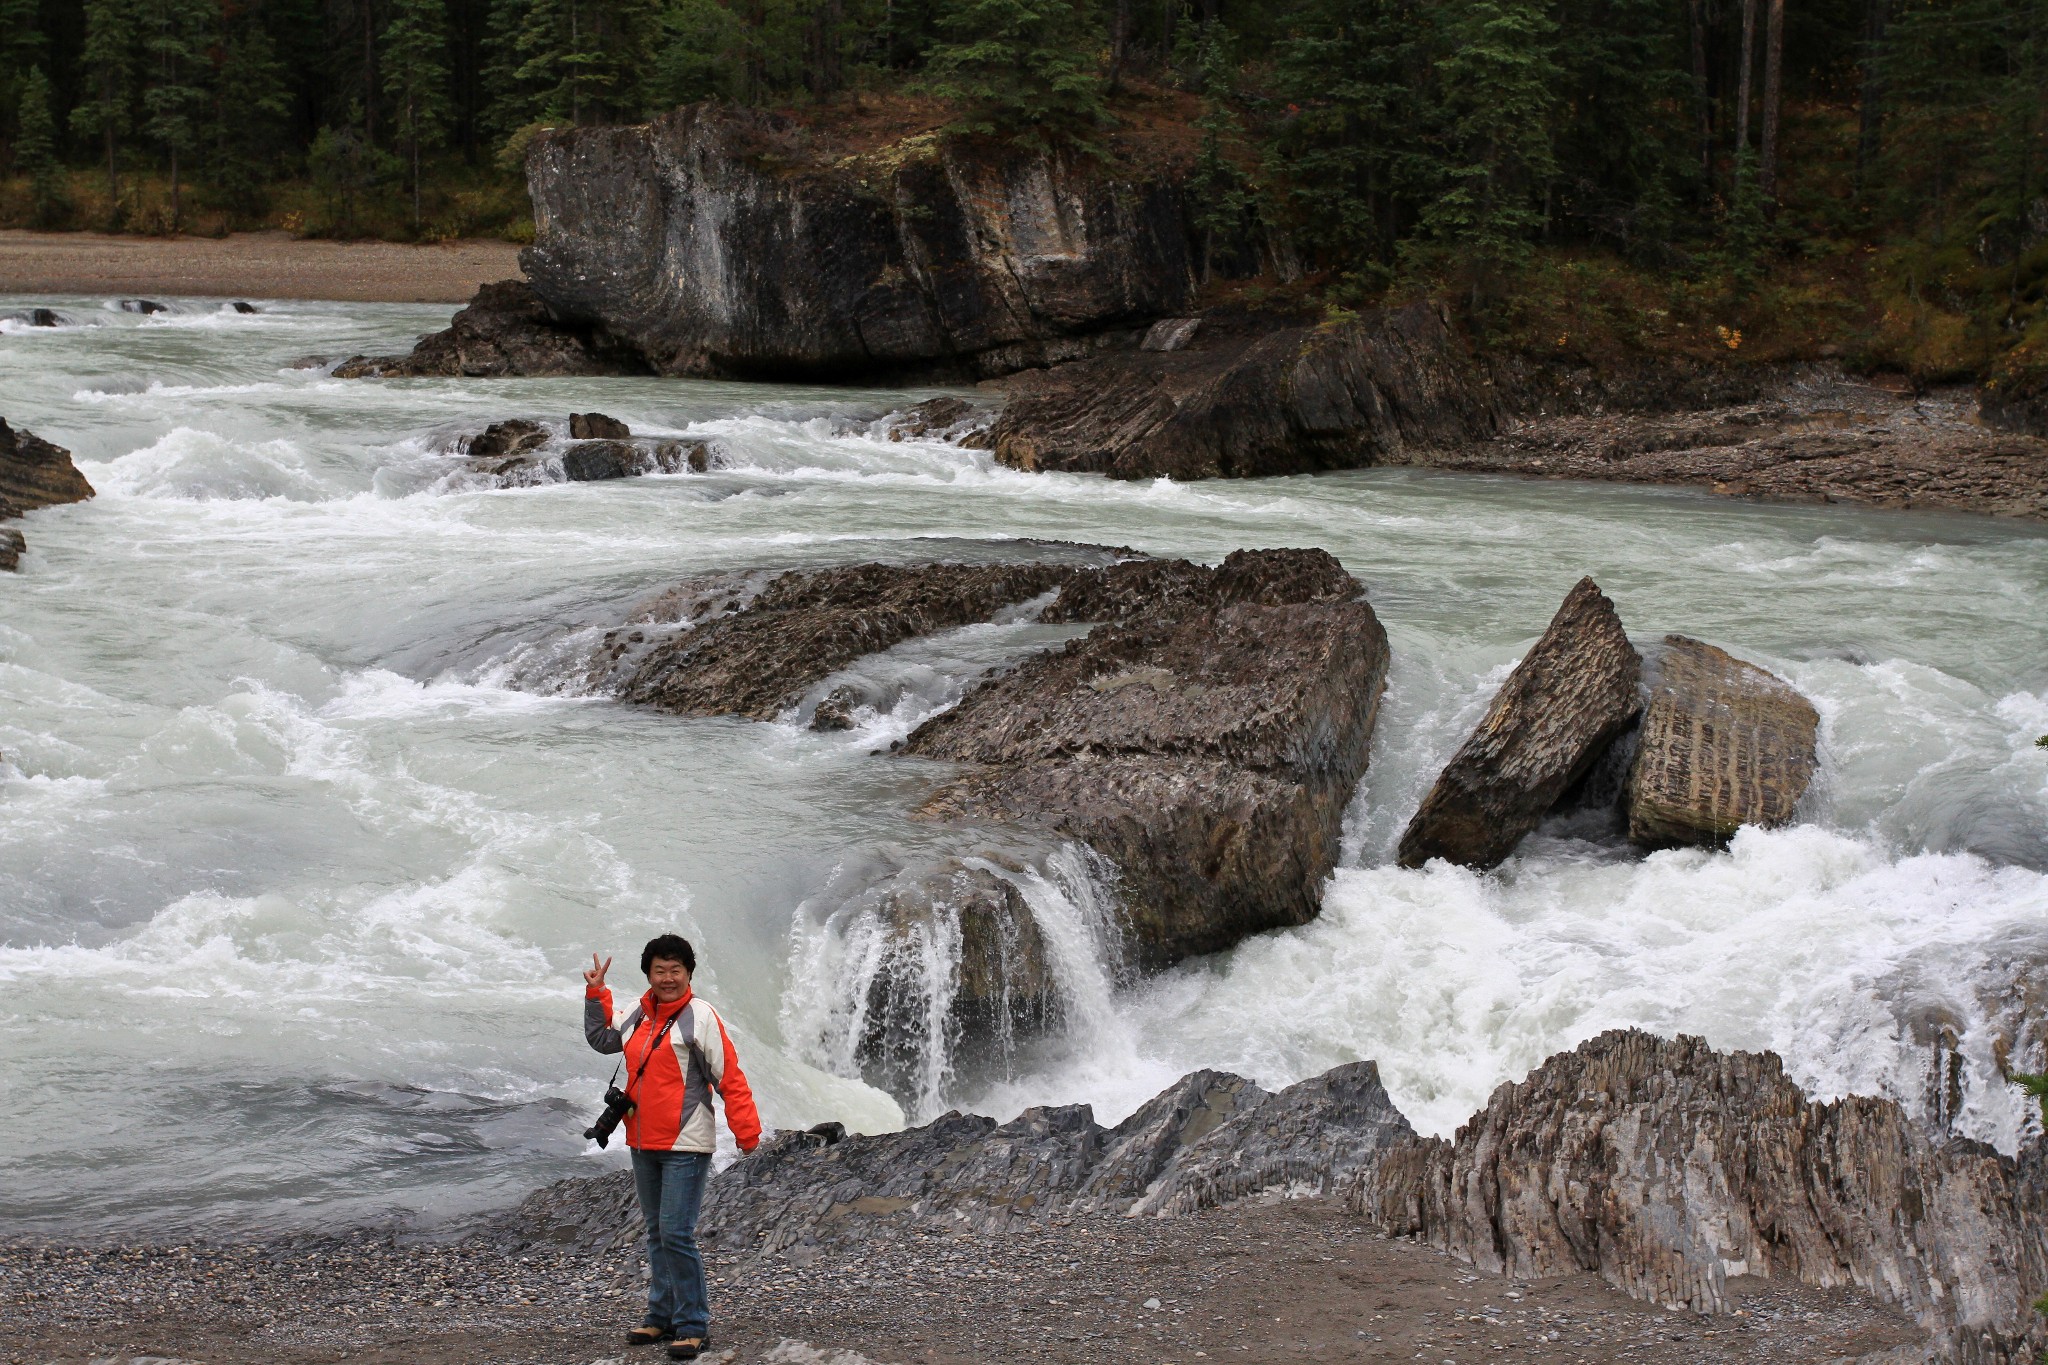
[630, 1149, 711, 1338]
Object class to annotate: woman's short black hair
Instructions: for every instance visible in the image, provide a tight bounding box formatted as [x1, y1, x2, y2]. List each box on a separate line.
[641, 933, 696, 976]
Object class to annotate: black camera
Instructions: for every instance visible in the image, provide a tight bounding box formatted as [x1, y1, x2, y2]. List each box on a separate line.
[584, 1084, 635, 1148]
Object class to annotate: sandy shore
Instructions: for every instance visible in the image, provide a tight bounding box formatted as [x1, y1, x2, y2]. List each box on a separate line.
[0, 231, 522, 303]
[1, 1199, 1922, 1364]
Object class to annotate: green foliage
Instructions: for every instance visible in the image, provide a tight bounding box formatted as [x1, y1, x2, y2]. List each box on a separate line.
[206, 18, 294, 216]
[137, 0, 211, 227]
[308, 119, 402, 234]
[1267, 0, 1432, 284]
[72, 0, 140, 210]
[1187, 24, 1255, 281]
[514, 0, 661, 127]
[383, 0, 454, 223]
[1411, 0, 1561, 293]
[16, 66, 64, 225]
[923, 0, 1106, 145]
[650, 0, 746, 107]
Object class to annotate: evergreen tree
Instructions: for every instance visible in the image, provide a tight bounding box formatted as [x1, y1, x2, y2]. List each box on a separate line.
[1546, 0, 1689, 251]
[923, 0, 1105, 144]
[73, 0, 140, 215]
[382, 0, 453, 224]
[17, 65, 65, 226]
[208, 12, 295, 215]
[1413, 0, 1561, 301]
[139, 0, 213, 231]
[0, 0, 45, 165]
[1186, 24, 1254, 282]
[1267, 0, 1431, 281]
[514, 0, 660, 126]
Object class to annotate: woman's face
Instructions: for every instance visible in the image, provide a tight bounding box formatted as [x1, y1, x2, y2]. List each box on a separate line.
[647, 956, 692, 1003]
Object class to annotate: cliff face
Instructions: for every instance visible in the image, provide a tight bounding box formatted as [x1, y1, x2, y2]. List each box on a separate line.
[520, 105, 1199, 381]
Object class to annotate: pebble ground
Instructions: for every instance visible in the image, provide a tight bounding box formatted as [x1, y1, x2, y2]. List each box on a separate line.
[1, 1199, 1923, 1365]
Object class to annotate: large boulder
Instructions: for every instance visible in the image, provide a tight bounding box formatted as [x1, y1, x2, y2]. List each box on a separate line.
[984, 304, 1499, 479]
[333, 280, 648, 378]
[517, 104, 1198, 381]
[1625, 635, 1819, 848]
[1398, 577, 1642, 868]
[0, 419, 94, 572]
[901, 548, 1388, 967]
[1352, 1029, 2048, 1364]
[620, 561, 1088, 720]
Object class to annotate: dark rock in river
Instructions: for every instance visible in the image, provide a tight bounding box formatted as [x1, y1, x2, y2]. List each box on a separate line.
[1398, 577, 1642, 869]
[0, 419, 93, 573]
[27, 308, 60, 327]
[519, 104, 1197, 381]
[118, 298, 166, 314]
[569, 411, 630, 439]
[983, 303, 1498, 479]
[231, 301, 258, 314]
[902, 548, 1388, 967]
[462, 418, 549, 464]
[562, 438, 703, 481]
[1352, 1029, 2048, 1365]
[621, 561, 1085, 720]
[334, 279, 648, 379]
[1, 418, 95, 515]
[1625, 635, 1818, 847]
[887, 396, 985, 443]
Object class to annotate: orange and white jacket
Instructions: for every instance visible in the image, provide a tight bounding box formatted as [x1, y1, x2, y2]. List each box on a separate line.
[585, 986, 762, 1154]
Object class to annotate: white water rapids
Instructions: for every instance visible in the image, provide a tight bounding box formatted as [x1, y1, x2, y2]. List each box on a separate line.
[2, 297, 2044, 1237]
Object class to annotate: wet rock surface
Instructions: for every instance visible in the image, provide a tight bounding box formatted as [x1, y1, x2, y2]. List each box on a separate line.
[334, 279, 648, 379]
[984, 303, 1498, 479]
[518, 105, 1196, 382]
[1399, 578, 1642, 869]
[1625, 635, 1819, 847]
[1354, 1028, 2048, 1365]
[0, 418, 95, 571]
[561, 437, 705, 482]
[1396, 376, 2048, 519]
[902, 548, 1387, 967]
[620, 561, 1087, 720]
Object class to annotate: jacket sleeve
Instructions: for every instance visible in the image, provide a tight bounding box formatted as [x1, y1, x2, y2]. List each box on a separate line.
[585, 985, 624, 1054]
[710, 1010, 763, 1152]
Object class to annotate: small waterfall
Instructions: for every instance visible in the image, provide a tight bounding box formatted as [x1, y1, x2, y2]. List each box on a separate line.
[782, 844, 1129, 1120]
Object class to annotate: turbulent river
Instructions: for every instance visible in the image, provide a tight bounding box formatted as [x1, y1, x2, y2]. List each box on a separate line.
[3, 297, 2046, 1238]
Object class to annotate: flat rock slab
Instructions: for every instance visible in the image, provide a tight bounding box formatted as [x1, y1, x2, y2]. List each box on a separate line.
[620, 561, 1086, 720]
[985, 302, 1497, 479]
[901, 549, 1389, 967]
[335, 279, 648, 378]
[1399, 577, 1641, 868]
[1626, 635, 1818, 847]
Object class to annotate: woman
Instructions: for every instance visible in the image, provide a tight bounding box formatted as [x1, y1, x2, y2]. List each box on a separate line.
[584, 933, 761, 1360]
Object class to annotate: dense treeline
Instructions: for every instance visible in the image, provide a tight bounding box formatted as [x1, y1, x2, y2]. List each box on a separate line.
[1, 0, 2043, 371]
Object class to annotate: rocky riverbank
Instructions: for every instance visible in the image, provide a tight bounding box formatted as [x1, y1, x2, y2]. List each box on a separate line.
[5, 1030, 2034, 1365]
[0, 418, 94, 571]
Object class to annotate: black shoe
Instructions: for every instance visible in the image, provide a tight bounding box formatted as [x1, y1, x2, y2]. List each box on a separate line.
[665, 1332, 710, 1360]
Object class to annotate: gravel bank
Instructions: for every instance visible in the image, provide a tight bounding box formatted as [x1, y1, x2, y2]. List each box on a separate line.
[2, 1198, 1923, 1365]
[0, 231, 523, 303]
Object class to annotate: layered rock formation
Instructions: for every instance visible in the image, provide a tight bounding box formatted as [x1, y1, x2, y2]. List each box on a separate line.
[1352, 1029, 2048, 1364]
[506, 1060, 1414, 1260]
[506, 1031, 2044, 1360]
[0, 418, 95, 571]
[1399, 578, 1642, 868]
[901, 549, 1387, 967]
[1626, 635, 1819, 847]
[518, 105, 1197, 381]
[983, 303, 1498, 479]
[621, 560, 1085, 719]
[334, 280, 647, 379]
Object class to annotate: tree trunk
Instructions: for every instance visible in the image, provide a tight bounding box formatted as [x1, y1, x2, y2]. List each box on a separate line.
[170, 144, 181, 233]
[1854, 0, 1886, 195]
[1735, 0, 1757, 154]
[1109, 0, 1131, 92]
[363, 0, 377, 145]
[1759, 0, 1784, 212]
[1688, 0, 1713, 184]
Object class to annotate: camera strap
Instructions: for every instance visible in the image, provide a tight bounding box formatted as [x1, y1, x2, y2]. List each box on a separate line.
[621, 1002, 686, 1102]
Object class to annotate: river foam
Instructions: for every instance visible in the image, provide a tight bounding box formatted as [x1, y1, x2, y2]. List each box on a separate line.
[2, 294, 2043, 1235]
